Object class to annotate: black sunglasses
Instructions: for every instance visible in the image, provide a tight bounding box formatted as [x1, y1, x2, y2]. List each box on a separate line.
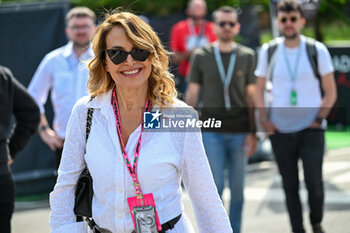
[218, 21, 236, 28]
[280, 16, 298, 24]
[105, 48, 150, 65]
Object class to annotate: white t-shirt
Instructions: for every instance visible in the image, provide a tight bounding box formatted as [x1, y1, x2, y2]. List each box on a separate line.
[255, 35, 334, 133]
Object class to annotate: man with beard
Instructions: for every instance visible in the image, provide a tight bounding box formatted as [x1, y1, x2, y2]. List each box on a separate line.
[170, 0, 216, 96]
[255, 1, 336, 233]
[28, 7, 96, 169]
[185, 6, 257, 233]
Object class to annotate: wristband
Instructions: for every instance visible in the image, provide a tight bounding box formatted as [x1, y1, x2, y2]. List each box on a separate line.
[315, 117, 324, 125]
[39, 125, 49, 132]
[315, 117, 327, 129]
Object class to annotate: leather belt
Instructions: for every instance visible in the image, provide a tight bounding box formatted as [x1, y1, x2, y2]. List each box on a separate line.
[131, 214, 182, 233]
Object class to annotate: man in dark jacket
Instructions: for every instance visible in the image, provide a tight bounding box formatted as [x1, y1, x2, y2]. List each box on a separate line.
[0, 65, 40, 233]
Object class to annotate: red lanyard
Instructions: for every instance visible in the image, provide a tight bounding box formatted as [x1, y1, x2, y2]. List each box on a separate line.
[111, 88, 152, 199]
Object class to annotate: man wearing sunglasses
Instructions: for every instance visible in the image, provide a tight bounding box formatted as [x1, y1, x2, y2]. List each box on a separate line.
[255, 1, 337, 233]
[186, 6, 257, 233]
[28, 7, 96, 169]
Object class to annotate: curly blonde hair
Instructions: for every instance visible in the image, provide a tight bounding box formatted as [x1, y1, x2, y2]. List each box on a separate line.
[88, 11, 177, 107]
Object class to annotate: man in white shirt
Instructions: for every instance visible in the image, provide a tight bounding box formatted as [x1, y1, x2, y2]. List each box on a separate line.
[28, 7, 96, 168]
[255, 1, 337, 233]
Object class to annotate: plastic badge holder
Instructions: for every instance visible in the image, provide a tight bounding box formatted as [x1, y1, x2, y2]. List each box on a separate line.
[127, 193, 162, 232]
[134, 205, 158, 233]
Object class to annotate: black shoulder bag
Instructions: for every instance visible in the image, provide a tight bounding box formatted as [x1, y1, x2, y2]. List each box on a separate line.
[74, 106, 112, 233]
[74, 106, 111, 233]
[74, 107, 94, 218]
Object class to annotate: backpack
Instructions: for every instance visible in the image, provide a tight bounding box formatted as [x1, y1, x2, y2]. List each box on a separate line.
[267, 37, 323, 96]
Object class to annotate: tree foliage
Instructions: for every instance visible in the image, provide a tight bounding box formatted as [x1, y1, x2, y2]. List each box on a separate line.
[1, 0, 347, 21]
[318, 0, 350, 23]
[1, 0, 348, 41]
[68, 0, 270, 16]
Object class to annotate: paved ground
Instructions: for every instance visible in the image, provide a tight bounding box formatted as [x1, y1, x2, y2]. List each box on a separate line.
[12, 147, 350, 233]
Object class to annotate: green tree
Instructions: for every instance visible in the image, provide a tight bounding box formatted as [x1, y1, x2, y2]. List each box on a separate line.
[314, 0, 350, 41]
[1, 0, 348, 41]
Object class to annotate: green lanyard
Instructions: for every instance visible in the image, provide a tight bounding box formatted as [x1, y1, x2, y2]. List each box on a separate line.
[282, 42, 302, 106]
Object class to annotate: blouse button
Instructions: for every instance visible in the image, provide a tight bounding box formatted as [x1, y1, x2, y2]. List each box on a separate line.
[117, 213, 122, 219]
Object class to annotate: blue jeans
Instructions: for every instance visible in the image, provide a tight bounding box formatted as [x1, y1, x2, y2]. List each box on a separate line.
[202, 132, 247, 233]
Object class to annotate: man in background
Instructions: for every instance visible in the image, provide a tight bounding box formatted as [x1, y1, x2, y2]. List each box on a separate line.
[28, 7, 96, 169]
[170, 0, 216, 96]
[186, 6, 257, 233]
[255, 1, 337, 232]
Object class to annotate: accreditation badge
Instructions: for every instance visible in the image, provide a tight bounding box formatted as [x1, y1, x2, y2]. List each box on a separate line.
[134, 205, 158, 233]
[127, 193, 162, 233]
[186, 35, 208, 51]
[290, 89, 297, 106]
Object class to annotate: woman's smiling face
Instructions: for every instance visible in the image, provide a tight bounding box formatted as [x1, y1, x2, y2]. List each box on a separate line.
[104, 26, 152, 91]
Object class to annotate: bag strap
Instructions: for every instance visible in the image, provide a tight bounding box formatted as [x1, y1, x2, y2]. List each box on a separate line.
[305, 37, 323, 96]
[265, 39, 279, 119]
[86, 107, 94, 143]
[305, 37, 320, 79]
[267, 39, 278, 65]
[85, 96, 95, 144]
[266, 39, 279, 85]
[160, 214, 182, 232]
[76, 98, 94, 223]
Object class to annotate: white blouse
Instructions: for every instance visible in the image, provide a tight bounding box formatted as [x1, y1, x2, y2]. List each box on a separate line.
[49, 89, 232, 233]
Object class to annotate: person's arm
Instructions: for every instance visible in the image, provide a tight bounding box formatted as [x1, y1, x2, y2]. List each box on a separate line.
[184, 50, 202, 107]
[185, 83, 200, 107]
[169, 23, 193, 64]
[49, 98, 88, 233]
[255, 44, 279, 135]
[7, 69, 40, 159]
[319, 72, 337, 117]
[244, 52, 258, 156]
[256, 77, 279, 135]
[255, 77, 267, 121]
[38, 114, 64, 151]
[310, 72, 337, 128]
[171, 51, 194, 65]
[245, 84, 257, 157]
[310, 43, 337, 128]
[180, 116, 232, 233]
[28, 55, 63, 150]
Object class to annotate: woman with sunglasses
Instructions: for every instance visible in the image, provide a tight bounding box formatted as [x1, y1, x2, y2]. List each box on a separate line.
[49, 11, 232, 233]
